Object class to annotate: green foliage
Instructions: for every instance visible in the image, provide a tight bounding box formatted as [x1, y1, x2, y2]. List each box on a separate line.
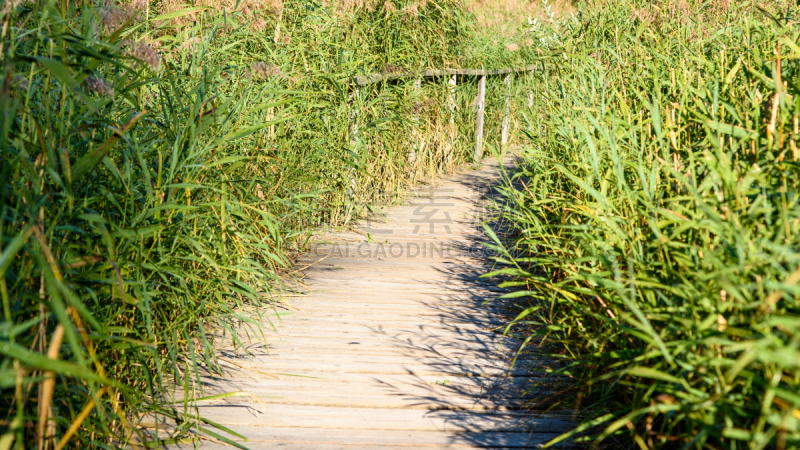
[489, 0, 800, 448]
[0, 0, 535, 447]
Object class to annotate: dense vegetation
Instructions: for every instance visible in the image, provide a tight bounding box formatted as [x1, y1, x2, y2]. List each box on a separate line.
[0, 0, 540, 447]
[488, 0, 800, 448]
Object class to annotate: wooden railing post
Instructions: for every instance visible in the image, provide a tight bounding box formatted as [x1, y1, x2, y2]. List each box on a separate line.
[447, 74, 457, 165]
[527, 67, 535, 108]
[474, 73, 486, 163]
[345, 86, 360, 224]
[409, 77, 422, 166]
[501, 73, 512, 151]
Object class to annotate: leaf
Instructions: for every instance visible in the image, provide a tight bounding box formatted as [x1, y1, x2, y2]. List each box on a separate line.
[151, 6, 210, 22]
[704, 120, 756, 139]
[626, 367, 683, 384]
[219, 114, 301, 143]
[33, 57, 97, 111]
[0, 341, 122, 389]
[0, 225, 33, 276]
[71, 111, 147, 182]
[206, 156, 251, 168]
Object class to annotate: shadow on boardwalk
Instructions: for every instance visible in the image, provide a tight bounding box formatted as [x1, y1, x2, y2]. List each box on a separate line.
[164, 154, 578, 449]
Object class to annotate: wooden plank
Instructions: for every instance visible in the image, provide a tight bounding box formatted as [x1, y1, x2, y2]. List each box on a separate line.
[211, 354, 526, 369]
[196, 362, 530, 380]
[238, 322, 510, 339]
[293, 259, 497, 271]
[247, 333, 517, 348]
[276, 301, 512, 315]
[179, 404, 575, 433]
[296, 271, 499, 284]
[241, 329, 519, 346]
[259, 311, 508, 327]
[216, 344, 518, 360]
[191, 393, 528, 411]
[235, 337, 521, 355]
[221, 334, 521, 356]
[197, 370, 549, 392]
[246, 317, 505, 333]
[281, 295, 514, 308]
[179, 390, 546, 413]
[171, 427, 569, 448]
[292, 279, 506, 293]
[303, 245, 496, 262]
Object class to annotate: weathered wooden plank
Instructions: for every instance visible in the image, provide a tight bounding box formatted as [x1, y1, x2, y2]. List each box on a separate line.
[172, 427, 567, 449]
[174, 379, 549, 410]
[211, 353, 527, 369]
[257, 314, 506, 329]
[288, 280, 502, 294]
[197, 363, 528, 381]
[233, 326, 511, 344]
[268, 304, 509, 318]
[198, 369, 546, 388]
[294, 279, 502, 291]
[260, 311, 508, 328]
[292, 258, 496, 269]
[181, 404, 575, 433]
[235, 329, 519, 346]
[234, 338, 521, 357]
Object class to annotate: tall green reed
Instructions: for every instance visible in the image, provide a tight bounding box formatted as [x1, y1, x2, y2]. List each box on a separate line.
[486, 0, 800, 448]
[0, 0, 538, 447]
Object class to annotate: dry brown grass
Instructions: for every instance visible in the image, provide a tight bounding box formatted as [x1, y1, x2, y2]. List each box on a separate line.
[628, 0, 791, 41]
[157, 0, 281, 31]
[465, 0, 574, 38]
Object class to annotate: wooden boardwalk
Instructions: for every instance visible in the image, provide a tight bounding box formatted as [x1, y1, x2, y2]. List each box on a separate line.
[174, 154, 573, 449]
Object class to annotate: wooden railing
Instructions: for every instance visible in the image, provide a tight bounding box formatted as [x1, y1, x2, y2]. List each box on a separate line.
[351, 64, 539, 163]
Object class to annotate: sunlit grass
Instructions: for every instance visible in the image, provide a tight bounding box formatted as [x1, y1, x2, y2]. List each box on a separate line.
[0, 0, 540, 447]
[485, 1, 800, 448]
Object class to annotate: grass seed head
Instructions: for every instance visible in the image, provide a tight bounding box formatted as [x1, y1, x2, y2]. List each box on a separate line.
[86, 75, 114, 98]
[630, 6, 659, 25]
[14, 74, 29, 92]
[380, 63, 404, 75]
[505, 43, 519, 52]
[158, 0, 281, 31]
[248, 62, 282, 79]
[130, 0, 148, 11]
[3, 0, 26, 13]
[129, 41, 161, 70]
[175, 37, 200, 54]
[100, 4, 137, 33]
[412, 98, 437, 114]
[401, 2, 418, 20]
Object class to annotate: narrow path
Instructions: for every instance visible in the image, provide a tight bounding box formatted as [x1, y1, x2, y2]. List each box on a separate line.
[177, 154, 573, 449]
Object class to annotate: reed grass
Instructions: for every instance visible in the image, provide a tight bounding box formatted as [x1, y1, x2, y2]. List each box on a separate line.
[0, 0, 537, 447]
[486, 0, 800, 448]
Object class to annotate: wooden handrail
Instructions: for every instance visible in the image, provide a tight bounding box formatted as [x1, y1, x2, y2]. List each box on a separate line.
[349, 63, 539, 167]
[353, 64, 538, 86]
